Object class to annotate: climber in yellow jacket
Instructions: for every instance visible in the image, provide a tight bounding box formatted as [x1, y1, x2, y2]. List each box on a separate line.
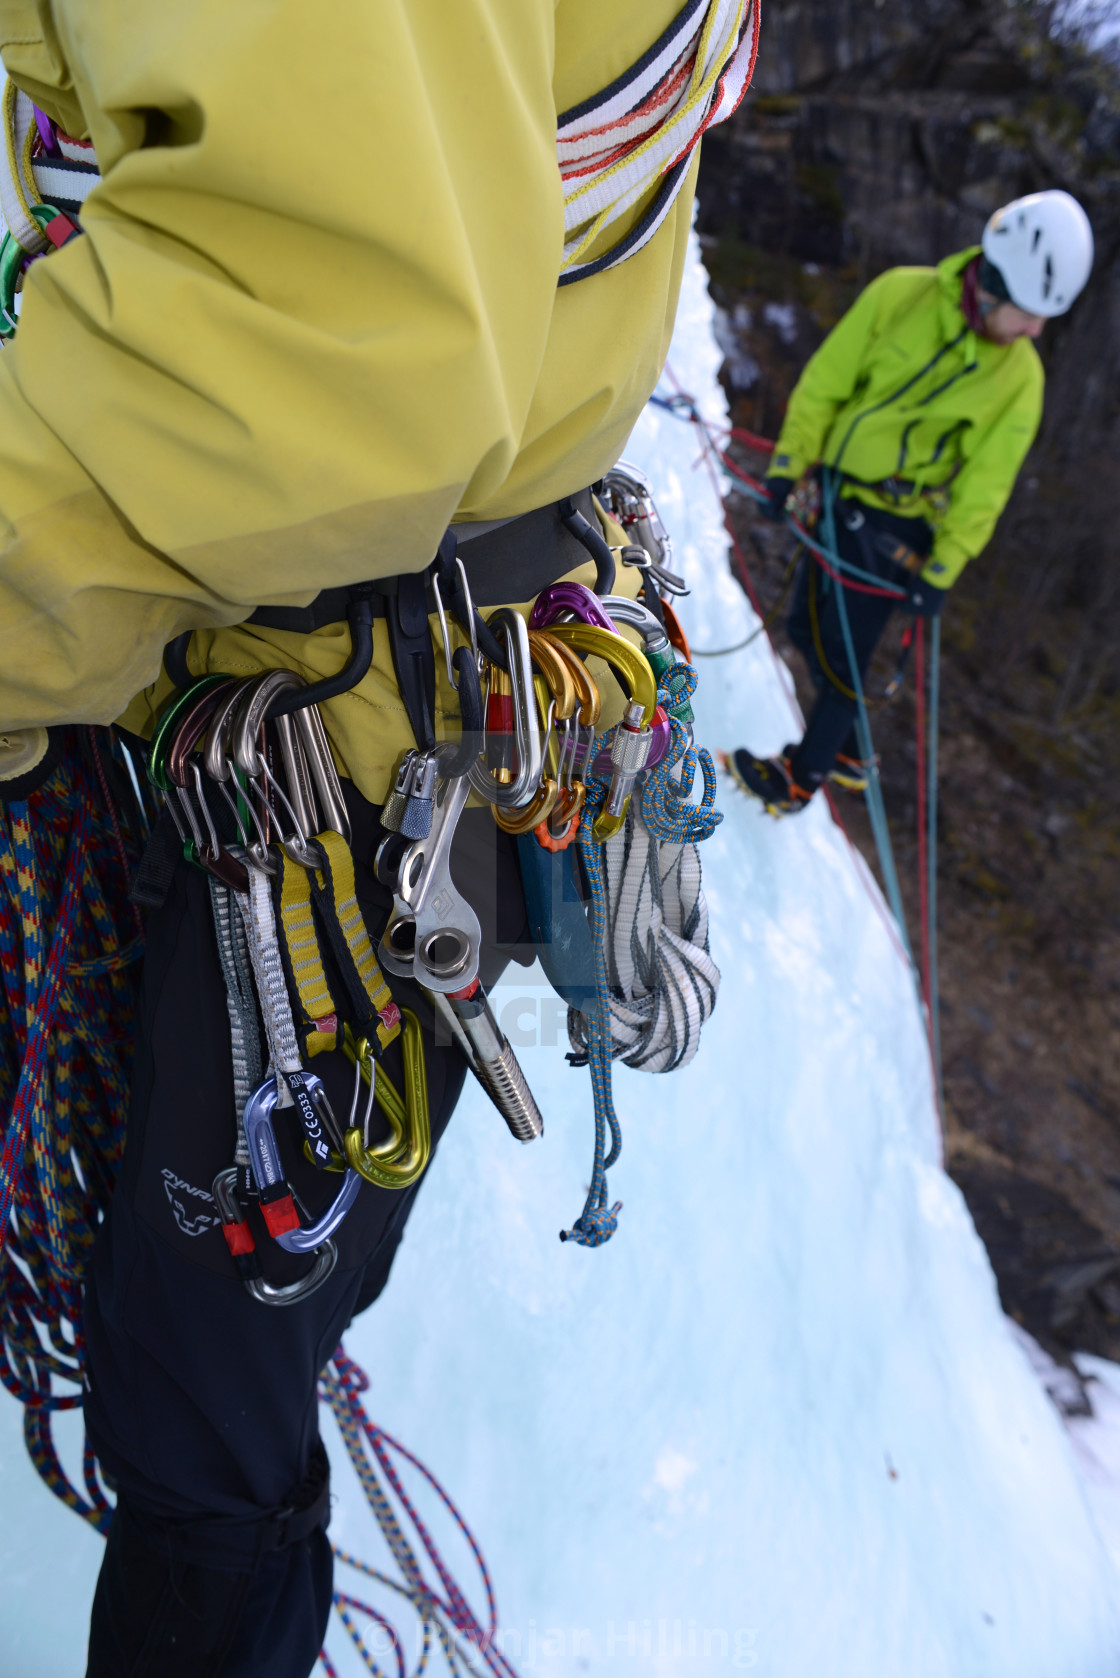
[0, 1, 757, 1672]
[725, 191, 1093, 815]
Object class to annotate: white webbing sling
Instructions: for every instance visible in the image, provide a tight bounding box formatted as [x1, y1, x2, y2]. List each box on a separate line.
[3, 0, 758, 283]
[558, 0, 759, 283]
[0, 82, 100, 253]
[568, 796, 720, 1074]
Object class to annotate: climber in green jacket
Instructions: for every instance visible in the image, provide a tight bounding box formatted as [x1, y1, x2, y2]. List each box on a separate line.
[725, 190, 1094, 815]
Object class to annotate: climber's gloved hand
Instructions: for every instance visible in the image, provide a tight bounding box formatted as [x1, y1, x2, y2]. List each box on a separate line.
[907, 579, 947, 618]
[761, 476, 794, 523]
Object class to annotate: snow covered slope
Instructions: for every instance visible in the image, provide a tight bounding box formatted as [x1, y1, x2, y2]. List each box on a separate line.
[3, 235, 1120, 1677]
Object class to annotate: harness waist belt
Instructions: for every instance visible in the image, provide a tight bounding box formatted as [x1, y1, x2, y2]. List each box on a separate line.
[249, 487, 601, 634]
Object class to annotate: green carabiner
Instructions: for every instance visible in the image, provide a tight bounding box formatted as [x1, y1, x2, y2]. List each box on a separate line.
[319, 1011, 431, 1189]
[147, 674, 233, 792]
[0, 205, 67, 340]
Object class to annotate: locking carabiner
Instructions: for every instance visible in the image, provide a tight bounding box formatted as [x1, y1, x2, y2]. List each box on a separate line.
[244, 1074, 361, 1252]
[542, 624, 660, 840]
[212, 1167, 338, 1307]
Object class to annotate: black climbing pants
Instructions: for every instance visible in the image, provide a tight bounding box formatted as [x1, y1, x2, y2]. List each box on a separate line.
[83, 783, 533, 1678]
[785, 499, 932, 785]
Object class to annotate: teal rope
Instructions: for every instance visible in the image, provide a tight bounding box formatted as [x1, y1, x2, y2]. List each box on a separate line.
[563, 664, 721, 1249]
[564, 805, 623, 1248]
[928, 619, 943, 1106]
[820, 471, 913, 963]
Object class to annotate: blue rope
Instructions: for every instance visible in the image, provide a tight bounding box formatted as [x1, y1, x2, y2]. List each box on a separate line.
[928, 618, 943, 1106]
[784, 515, 909, 599]
[563, 800, 622, 1248]
[562, 664, 721, 1248]
[820, 470, 913, 962]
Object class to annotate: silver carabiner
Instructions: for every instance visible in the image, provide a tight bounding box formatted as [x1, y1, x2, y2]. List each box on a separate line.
[243, 1076, 361, 1253]
[468, 609, 542, 808]
[211, 1167, 338, 1307]
[294, 704, 351, 843]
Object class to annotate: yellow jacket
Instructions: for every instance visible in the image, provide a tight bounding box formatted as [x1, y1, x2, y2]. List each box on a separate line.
[0, 0, 693, 799]
[769, 249, 1044, 588]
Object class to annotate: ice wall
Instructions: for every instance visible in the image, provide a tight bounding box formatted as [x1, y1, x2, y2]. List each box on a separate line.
[3, 237, 1119, 1678]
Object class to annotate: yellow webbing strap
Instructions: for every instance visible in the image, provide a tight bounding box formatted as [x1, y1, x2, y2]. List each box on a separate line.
[311, 830, 401, 1054]
[276, 851, 338, 1057]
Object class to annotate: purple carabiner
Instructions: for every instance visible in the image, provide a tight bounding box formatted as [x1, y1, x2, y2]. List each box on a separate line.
[529, 581, 617, 633]
[244, 1076, 361, 1254]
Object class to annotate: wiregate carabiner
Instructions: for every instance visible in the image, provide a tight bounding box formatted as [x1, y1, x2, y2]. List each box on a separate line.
[490, 642, 575, 837]
[243, 1076, 362, 1253]
[212, 1167, 338, 1307]
[164, 680, 252, 890]
[148, 675, 234, 794]
[339, 1013, 432, 1188]
[542, 624, 659, 839]
[202, 674, 279, 866]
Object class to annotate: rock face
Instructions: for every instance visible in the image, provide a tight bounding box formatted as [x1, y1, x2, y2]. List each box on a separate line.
[698, 0, 1120, 650]
[695, 0, 1120, 1367]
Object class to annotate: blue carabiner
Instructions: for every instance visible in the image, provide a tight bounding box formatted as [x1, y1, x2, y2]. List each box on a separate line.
[244, 1076, 361, 1253]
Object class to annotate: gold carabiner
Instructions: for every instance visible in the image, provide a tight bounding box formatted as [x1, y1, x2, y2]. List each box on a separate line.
[542, 624, 657, 723]
[342, 1011, 430, 1187]
[311, 1011, 430, 1187]
[533, 630, 602, 726]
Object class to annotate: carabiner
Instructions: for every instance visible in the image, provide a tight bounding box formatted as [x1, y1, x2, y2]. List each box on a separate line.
[201, 674, 279, 866]
[148, 674, 234, 793]
[602, 594, 694, 728]
[338, 1011, 432, 1188]
[233, 670, 306, 870]
[601, 460, 681, 588]
[212, 1167, 338, 1306]
[543, 624, 659, 839]
[164, 679, 252, 889]
[244, 1075, 361, 1252]
[469, 609, 542, 807]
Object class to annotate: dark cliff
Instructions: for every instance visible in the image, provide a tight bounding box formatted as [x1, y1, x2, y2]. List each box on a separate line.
[694, 0, 1120, 1376]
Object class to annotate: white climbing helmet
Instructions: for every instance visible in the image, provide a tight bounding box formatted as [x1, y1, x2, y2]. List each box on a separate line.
[981, 190, 1094, 318]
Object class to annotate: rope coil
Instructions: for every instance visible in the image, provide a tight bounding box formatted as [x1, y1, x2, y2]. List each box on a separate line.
[563, 665, 722, 1246]
[0, 729, 144, 1530]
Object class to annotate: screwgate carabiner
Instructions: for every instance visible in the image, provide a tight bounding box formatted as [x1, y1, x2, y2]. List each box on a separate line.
[244, 1074, 361, 1252]
[212, 1167, 338, 1307]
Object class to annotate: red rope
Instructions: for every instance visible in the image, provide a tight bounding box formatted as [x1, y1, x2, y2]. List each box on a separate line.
[728, 424, 776, 455]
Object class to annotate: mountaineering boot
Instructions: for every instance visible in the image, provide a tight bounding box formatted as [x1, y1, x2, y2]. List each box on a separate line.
[718, 749, 812, 817]
[828, 752, 872, 793]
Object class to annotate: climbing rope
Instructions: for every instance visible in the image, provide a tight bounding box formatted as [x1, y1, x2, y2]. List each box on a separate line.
[0, 734, 527, 1678]
[563, 665, 722, 1247]
[0, 728, 144, 1530]
[320, 1346, 522, 1678]
[818, 468, 913, 962]
[650, 375, 944, 1089]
